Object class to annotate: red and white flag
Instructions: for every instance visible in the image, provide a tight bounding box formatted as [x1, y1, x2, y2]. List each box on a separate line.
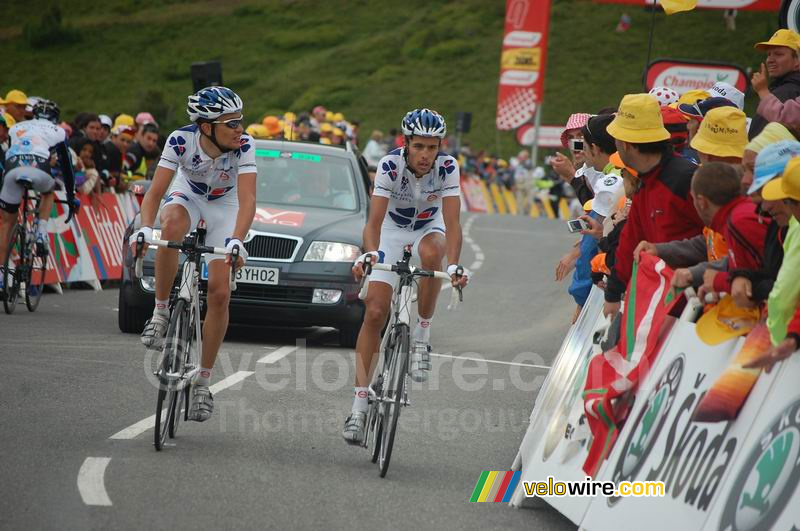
[582, 253, 674, 476]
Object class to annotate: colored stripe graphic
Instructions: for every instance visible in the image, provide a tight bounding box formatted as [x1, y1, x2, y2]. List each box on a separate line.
[501, 471, 521, 503]
[470, 471, 489, 502]
[471, 471, 521, 502]
[477, 471, 498, 502]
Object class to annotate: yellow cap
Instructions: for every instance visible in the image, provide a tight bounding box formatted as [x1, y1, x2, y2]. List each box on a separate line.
[762, 156, 800, 201]
[114, 113, 135, 128]
[607, 94, 670, 144]
[696, 295, 761, 346]
[690, 107, 748, 159]
[333, 112, 344, 122]
[262, 116, 282, 136]
[0, 111, 16, 128]
[497, 158, 508, 168]
[332, 127, 345, 137]
[583, 199, 593, 212]
[0, 89, 28, 105]
[677, 89, 710, 108]
[325, 111, 334, 122]
[320, 123, 334, 133]
[755, 29, 800, 51]
[319, 137, 332, 145]
[745, 122, 795, 154]
[283, 111, 297, 123]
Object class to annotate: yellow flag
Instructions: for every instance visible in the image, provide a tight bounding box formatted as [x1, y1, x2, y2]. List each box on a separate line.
[660, 0, 697, 15]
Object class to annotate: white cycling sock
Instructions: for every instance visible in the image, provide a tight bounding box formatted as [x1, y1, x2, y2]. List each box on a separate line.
[195, 367, 212, 387]
[414, 316, 432, 344]
[352, 387, 369, 413]
[154, 298, 169, 316]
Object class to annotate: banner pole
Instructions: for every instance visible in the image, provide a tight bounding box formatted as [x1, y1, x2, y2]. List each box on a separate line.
[643, 1, 658, 90]
[531, 102, 542, 166]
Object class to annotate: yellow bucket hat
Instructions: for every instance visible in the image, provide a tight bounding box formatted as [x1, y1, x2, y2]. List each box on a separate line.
[696, 295, 761, 346]
[755, 29, 800, 51]
[0, 89, 28, 105]
[762, 156, 800, 201]
[607, 93, 670, 144]
[0, 111, 16, 128]
[690, 107, 748, 159]
[677, 89, 710, 108]
[114, 113, 135, 128]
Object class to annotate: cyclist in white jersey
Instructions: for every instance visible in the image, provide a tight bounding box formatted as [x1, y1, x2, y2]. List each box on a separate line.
[0, 99, 78, 293]
[343, 108, 469, 445]
[129, 86, 256, 422]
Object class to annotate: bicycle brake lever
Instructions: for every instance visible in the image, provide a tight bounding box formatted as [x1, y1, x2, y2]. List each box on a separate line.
[229, 245, 239, 292]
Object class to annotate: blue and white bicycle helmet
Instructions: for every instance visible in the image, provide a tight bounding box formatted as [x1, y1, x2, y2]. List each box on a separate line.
[401, 108, 446, 139]
[187, 86, 243, 122]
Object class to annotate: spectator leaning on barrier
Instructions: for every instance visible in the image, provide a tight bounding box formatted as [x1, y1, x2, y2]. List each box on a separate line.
[569, 114, 623, 313]
[728, 138, 800, 308]
[550, 112, 593, 205]
[363, 130, 386, 167]
[688, 162, 767, 299]
[104, 124, 136, 191]
[741, 122, 796, 192]
[746, 160, 800, 371]
[603, 93, 704, 316]
[749, 29, 800, 139]
[759, 157, 800, 347]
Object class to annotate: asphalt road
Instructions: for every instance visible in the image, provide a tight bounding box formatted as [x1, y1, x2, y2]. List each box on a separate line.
[0, 212, 579, 530]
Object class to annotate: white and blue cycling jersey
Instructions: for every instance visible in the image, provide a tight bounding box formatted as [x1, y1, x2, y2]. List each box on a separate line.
[157, 124, 257, 202]
[372, 147, 460, 232]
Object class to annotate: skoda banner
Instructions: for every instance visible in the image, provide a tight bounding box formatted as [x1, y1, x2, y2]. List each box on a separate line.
[645, 59, 748, 95]
[496, 0, 551, 130]
[582, 319, 777, 531]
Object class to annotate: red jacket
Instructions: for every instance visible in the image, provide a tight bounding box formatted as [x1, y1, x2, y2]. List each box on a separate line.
[606, 152, 704, 302]
[710, 196, 768, 293]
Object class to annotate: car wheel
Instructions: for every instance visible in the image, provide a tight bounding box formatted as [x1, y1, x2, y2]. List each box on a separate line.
[338, 325, 360, 348]
[118, 284, 150, 333]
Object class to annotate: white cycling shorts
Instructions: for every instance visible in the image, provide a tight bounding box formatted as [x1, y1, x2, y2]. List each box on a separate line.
[161, 178, 238, 261]
[369, 223, 446, 287]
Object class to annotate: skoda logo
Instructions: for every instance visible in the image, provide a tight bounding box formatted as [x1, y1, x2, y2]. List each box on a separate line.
[720, 397, 800, 531]
[608, 355, 683, 506]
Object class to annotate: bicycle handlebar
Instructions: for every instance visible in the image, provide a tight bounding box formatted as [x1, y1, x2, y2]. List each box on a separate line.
[357, 261, 463, 310]
[133, 237, 238, 291]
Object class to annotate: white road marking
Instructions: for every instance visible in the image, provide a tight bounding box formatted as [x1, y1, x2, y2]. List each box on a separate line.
[109, 370, 255, 440]
[77, 457, 112, 506]
[430, 352, 550, 369]
[257, 346, 297, 364]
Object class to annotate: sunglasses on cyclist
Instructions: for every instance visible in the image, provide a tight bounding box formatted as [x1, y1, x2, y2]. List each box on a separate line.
[212, 116, 243, 129]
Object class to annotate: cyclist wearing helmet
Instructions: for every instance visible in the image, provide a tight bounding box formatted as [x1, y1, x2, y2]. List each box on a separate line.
[343, 108, 469, 445]
[0, 99, 77, 291]
[129, 86, 256, 422]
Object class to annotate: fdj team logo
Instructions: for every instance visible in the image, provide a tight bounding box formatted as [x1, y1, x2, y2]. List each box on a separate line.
[608, 355, 683, 507]
[720, 397, 800, 531]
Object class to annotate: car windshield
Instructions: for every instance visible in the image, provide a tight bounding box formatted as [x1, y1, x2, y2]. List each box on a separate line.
[254, 149, 358, 211]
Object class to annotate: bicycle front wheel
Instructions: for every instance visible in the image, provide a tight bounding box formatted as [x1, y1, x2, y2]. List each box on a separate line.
[169, 299, 196, 439]
[379, 323, 409, 477]
[25, 235, 47, 312]
[154, 299, 188, 450]
[2, 226, 23, 314]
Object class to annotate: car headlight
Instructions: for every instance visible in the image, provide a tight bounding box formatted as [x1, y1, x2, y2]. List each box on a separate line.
[303, 241, 361, 262]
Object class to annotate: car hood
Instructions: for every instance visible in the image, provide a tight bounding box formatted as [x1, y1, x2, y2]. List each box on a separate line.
[249, 203, 365, 246]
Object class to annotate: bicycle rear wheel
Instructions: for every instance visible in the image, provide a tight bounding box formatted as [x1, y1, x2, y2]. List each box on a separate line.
[378, 323, 409, 477]
[154, 299, 187, 450]
[2, 226, 23, 314]
[25, 234, 47, 312]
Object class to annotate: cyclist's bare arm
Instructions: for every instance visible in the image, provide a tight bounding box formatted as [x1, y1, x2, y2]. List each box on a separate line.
[232, 172, 256, 241]
[139, 165, 176, 229]
[442, 196, 462, 266]
[354, 195, 389, 279]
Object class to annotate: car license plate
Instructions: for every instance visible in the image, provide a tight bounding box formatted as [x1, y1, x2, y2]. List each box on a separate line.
[201, 263, 279, 285]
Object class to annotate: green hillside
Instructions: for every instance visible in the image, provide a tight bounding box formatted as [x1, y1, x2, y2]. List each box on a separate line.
[1, 0, 780, 157]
